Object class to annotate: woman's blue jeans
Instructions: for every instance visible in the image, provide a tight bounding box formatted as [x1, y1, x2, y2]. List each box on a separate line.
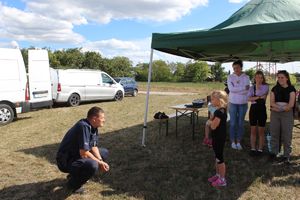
[229, 103, 248, 142]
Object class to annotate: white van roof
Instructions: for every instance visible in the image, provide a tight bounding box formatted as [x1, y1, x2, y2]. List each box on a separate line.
[57, 69, 103, 73]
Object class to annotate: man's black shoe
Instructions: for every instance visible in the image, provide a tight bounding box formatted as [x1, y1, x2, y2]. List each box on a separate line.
[73, 186, 85, 194]
[67, 182, 85, 195]
[66, 174, 71, 180]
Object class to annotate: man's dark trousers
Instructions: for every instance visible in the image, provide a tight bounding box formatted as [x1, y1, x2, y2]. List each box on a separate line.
[59, 148, 109, 190]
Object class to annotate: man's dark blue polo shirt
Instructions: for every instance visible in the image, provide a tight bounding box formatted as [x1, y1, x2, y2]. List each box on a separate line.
[58, 119, 99, 161]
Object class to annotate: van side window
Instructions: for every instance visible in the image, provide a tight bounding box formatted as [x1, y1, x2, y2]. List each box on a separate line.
[102, 73, 114, 84]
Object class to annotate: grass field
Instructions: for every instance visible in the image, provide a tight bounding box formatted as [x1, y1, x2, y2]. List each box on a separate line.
[138, 82, 225, 93]
[0, 82, 299, 200]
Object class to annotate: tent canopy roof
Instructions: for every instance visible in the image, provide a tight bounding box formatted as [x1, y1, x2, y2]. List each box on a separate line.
[151, 0, 300, 63]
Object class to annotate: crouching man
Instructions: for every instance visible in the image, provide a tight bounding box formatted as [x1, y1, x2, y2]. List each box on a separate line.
[56, 106, 110, 194]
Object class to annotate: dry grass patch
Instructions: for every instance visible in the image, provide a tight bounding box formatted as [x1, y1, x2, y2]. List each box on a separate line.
[0, 85, 299, 200]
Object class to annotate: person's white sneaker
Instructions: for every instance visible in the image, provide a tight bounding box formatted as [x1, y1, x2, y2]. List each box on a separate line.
[236, 143, 243, 150]
[231, 142, 237, 149]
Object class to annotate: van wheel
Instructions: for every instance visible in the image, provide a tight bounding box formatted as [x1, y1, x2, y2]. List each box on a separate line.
[114, 90, 123, 101]
[0, 104, 14, 125]
[68, 93, 80, 106]
[132, 89, 138, 97]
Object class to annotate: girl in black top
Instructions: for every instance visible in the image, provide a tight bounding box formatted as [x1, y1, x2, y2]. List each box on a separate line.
[207, 90, 228, 187]
[270, 70, 296, 163]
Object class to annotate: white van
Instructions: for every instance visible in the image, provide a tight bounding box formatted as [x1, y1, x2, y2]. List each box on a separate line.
[51, 69, 124, 106]
[28, 50, 53, 108]
[0, 48, 53, 125]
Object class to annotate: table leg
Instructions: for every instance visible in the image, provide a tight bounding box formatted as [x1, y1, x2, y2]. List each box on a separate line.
[192, 112, 195, 140]
[166, 119, 169, 136]
[176, 110, 178, 138]
[159, 120, 162, 136]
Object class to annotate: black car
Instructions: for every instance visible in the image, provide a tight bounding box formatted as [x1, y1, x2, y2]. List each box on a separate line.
[114, 77, 138, 97]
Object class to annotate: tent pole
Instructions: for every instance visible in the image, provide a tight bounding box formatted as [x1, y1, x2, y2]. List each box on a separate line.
[142, 49, 154, 147]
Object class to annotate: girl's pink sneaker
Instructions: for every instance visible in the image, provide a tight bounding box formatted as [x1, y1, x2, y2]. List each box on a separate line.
[211, 177, 227, 187]
[202, 138, 209, 146]
[208, 175, 219, 183]
[207, 139, 212, 148]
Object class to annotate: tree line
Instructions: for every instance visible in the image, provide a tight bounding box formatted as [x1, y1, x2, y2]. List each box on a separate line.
[21, 47, 299, 83]
[21, 47, 229, 82]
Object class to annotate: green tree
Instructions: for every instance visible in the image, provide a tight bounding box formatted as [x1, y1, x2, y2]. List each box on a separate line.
[184, 61, 210, 82]
[82, 51, 103, 70]
[245, 68, 256, 82]
[210, 62, 227, 82]
[290, 74, 297, 85]
[58, 48, 84, 68]
[109, 56, 133, 77]
[172, 62, 186, 82]
[152, 60, 172, 81]
[48, 50, 60, 69]
[134, 63, 149, 81]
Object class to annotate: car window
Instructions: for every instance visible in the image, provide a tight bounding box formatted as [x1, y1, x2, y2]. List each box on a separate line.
[129, 79, 135, 84]
[102, 73, 114, 84]
[120, 80, 126, 84]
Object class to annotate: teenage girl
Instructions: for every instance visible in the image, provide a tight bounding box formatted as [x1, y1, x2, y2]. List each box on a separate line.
[270, 70, 296, 163]
[207, 90, 228, 187]
[247, 70, 269, 156]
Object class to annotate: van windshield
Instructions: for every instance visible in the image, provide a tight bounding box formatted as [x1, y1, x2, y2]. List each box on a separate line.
[114, 78, 121, 83]
[102, 73, 114, 84]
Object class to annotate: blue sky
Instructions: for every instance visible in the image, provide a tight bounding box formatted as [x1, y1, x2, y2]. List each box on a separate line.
[0, 0, 299, 72]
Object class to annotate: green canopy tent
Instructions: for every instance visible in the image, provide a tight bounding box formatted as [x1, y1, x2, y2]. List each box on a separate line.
[152, 0, 300, 63]
[142, 0, 300, 145]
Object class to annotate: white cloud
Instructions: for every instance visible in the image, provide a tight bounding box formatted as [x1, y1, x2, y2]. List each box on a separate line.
[0, 0, 209, 47]
[25, 0, 209, 24]
[82, 37, 190, 65]
[0, 3, 84, 44]
[82, 38, 150, 64]
[10, 40, 19, 49]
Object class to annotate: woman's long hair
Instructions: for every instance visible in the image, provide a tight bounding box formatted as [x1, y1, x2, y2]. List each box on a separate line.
[277, 70, 292, 86]
[253, 70, 267, 85]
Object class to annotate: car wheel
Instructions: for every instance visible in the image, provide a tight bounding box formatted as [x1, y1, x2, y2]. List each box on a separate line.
[114, 90, 123, 101]
[132, 89, 138, 97]
[0, 104, 14, 126]
[68, 93, 80, 106]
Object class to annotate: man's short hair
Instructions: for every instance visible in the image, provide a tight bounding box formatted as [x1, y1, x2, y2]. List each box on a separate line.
[87, 106, 104, 119]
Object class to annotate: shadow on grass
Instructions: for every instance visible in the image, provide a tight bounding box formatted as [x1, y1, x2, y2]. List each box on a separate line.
[0, 178, 71, 200]
[17, 117, 300, 200]
[14, 116, 32, 122]
[52, 99, 120, 108]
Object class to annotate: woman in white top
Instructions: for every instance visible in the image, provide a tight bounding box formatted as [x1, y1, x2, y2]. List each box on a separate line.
[227, 60, 250, 150]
